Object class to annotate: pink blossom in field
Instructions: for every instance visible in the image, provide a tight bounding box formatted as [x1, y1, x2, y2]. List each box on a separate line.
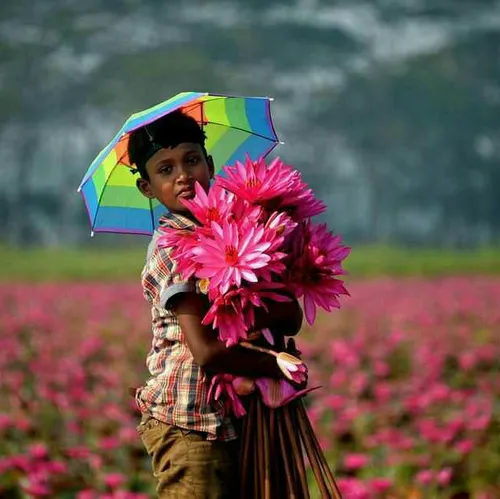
[337, 478, 370, 499]
[455, 439, 475, 455]
[104, 472, 127, 489]
[46, 460, 67, 474]
[0, 414, 11, 430]
[76, 491, 97, 499]
[343, 453, 369, 471]
[1, 277, 499, 495]
[437, 467, 453, 486]
[415, 469, 434, 485]
[22, 481, 51, 497]
[99, 436, 121, 450]
[369, 477, 392, 493]
[28, 443, 48, 460]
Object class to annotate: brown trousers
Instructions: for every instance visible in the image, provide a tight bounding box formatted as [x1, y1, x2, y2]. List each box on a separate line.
[137, 415, 240, 499]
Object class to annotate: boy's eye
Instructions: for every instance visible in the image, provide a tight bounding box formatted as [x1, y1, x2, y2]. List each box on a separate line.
[159, 165, 173, 175]
[187, 156, 200, 165]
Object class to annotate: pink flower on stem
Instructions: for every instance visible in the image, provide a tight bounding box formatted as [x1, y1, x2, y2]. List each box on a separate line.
[437, 467, 452, 486]
[229, 195, 263, 225]
[276, 354, 308, 384]
[217, 155, 297, 204]
[343, 453, 370, 471]
[202, 292, 249, 346]
[180, 183, 234, 225]
[202, 283, 290, 346]
[22, 481, 51, 497]
[208, 374, 247, 417]
[455, 439, 474, 455]
[285, 220, 350, 324]
[104, 472, 126, 489]
[158, 227, 200, 281]
[29, 443, 48, 460]
[218, 155, 326, 221]
[264, 210, 297, 239]
[369, 477, 392, 493]
[279, 183, 326, 221]
[76, 491, 97, 499]
[416, 469, 434, 485]
[192, 220, 282, 294]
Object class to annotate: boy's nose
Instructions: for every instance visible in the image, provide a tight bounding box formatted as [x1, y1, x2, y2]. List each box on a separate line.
[176, 168, 192, 183]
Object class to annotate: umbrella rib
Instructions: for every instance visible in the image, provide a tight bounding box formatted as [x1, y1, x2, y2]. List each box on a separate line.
[202, 121, 277, 142]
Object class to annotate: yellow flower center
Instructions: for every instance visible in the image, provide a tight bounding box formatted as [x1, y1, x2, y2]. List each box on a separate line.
[198, 279, 210, 294]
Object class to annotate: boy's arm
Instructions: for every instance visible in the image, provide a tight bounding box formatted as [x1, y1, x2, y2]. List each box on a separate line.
[171, 292, 284, 379]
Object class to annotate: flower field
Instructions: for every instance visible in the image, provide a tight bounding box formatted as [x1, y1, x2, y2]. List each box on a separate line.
[1, 277, 499, 498]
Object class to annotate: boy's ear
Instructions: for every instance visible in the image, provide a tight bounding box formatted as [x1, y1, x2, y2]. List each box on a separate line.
[136, 178, 155, 199]
[207, 155, 215, 179]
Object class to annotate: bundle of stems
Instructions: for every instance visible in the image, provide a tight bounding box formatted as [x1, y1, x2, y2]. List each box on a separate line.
[239, 394, 343, 498]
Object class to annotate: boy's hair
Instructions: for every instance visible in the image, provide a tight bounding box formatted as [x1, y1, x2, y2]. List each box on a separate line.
[128, 109, 208, 180]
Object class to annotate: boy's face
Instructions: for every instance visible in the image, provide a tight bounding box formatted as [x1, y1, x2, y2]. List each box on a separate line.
[136, 142, 214, 214]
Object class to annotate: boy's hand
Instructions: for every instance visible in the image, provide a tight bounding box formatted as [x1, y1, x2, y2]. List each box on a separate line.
[253, 297, 303, 337]
[171, 292, 283, 379]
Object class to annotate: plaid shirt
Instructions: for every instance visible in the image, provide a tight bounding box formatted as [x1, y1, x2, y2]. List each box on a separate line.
[135, 212, 237, 442]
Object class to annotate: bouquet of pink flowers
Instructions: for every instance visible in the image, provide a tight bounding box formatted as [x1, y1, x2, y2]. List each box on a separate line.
[158, 156, 350, 416]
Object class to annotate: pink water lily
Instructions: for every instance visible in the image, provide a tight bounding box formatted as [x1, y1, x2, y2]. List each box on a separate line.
[202, 291, 249, 346]
[192, 220, 280, 294]
[158, 227, 200, 280]
[285, 220, 350, 324]
[202, 283, 291, 346]
[208, 374, 247, 418]
[217, 155, 297, 204]
[180, 182, 234, 225]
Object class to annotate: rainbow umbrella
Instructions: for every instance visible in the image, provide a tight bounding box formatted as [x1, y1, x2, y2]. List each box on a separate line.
[77, 92, 280, 236]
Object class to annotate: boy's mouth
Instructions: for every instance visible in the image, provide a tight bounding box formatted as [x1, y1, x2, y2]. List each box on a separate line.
[177, 187, 195, 199]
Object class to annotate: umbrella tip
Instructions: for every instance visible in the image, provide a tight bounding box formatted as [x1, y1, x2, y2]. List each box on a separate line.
[279, 141, 285, 145]
[90, 231, 95, 238]
[76, 187, 81, 193]
[268, 97, 275, 101]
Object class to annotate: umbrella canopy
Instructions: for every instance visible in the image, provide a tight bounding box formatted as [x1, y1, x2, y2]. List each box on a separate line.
[77, 92, 280, 235]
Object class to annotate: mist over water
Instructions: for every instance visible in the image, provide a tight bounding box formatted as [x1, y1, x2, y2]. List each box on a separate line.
[1, 0, 499, 246]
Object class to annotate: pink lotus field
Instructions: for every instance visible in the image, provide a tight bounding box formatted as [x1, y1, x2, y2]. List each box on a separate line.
[1, 277, 499, 498]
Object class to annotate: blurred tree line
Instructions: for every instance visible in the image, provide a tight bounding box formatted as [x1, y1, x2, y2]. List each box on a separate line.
[0, 0, 499, 247]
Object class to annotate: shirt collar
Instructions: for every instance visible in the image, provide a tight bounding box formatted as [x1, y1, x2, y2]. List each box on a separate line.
[158, 211, 200, 230]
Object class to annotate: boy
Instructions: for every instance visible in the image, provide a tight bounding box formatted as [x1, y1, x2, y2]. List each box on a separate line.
[130, 110, 304, 498]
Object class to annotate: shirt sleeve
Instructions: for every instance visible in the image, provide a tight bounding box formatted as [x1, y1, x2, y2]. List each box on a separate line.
[142, 243, 196, 309]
